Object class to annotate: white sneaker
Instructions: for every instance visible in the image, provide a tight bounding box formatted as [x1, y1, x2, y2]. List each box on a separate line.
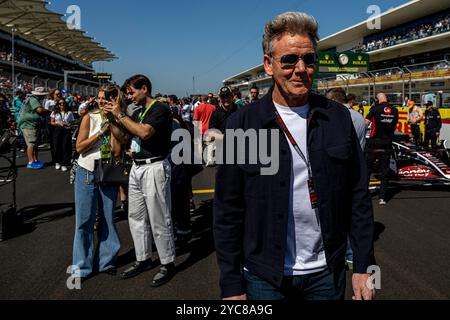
[379, 199, 387, 206]
[61, 166, 68, 172]
[55, 163, 61, 170]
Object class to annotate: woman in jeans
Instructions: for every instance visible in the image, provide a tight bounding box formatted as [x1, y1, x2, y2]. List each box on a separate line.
[72, 85, 128, 279]
[51, 99, 74, 172]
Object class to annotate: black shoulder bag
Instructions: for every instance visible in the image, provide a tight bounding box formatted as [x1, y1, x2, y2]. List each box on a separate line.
[94, 154, 132, 186]
[93, 124, 132, 186]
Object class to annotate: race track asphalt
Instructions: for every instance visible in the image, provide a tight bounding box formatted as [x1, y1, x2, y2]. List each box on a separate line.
[1, 150, 449, 300]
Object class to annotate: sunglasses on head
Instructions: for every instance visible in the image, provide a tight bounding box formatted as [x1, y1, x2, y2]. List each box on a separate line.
[274, 52, 318, 68]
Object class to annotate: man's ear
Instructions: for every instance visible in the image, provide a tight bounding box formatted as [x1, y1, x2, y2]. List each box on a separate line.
[264, 54, 273, 77]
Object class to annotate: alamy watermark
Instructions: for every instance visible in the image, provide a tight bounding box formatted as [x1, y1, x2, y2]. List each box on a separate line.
[367, 5, 381, 30]
[66, 265, 82, 290]
[66, 5, 81, 30]
[170, 127, 280, 176]
[366, 265, 382, 290]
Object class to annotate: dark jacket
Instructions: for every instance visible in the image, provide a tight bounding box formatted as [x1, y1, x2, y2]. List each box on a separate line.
[209, 104, 238, 134]
[213, 89, 375, 298]
[424, 108, 442, 131]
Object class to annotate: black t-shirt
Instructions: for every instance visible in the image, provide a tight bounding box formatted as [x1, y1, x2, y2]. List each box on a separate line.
[366, 102, 399, 140]
[209, 104, 238, 134]
[131, 101, 173, 160]
[424, 108, 442, 130]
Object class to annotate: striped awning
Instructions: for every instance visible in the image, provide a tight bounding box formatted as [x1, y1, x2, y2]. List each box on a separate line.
[0, 0, 116, 65]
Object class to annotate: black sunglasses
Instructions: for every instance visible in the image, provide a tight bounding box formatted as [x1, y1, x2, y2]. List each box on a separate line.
[274, 52, 318, 68]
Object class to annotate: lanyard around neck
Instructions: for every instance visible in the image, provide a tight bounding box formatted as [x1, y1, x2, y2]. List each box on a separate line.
[274, 109, 312, 178]
[138, 100, 157, 123]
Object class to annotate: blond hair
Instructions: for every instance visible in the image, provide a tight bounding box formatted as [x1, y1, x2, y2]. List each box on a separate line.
[98, 84, 127, 112]
[262, 12, 319, 55]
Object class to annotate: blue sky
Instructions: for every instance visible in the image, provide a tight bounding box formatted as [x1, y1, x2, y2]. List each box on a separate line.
[48, 0, 407, 97]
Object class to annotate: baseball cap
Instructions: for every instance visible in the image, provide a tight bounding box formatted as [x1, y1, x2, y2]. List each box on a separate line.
[218, 86, 233, 97]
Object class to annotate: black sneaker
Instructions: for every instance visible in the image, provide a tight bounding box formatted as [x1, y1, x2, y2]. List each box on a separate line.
[101, 267, 117, 276]
[151, 263, 177, 287]
[120, 260, 153, 280]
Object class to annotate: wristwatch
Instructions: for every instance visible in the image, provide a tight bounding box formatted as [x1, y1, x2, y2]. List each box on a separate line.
[118, 112, 127, 120]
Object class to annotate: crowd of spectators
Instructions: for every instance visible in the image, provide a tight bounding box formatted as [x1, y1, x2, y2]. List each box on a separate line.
[353, 14, 450, 53]
[0, 76, 32, 93]
[0, 41, 93, 83]
[1, 43, 69, 73]
[320, 60, 449, 85]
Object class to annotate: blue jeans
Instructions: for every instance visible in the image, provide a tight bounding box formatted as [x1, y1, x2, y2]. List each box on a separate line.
[346, 237, 353, 262]
[72, 166, 120, 277]
[244, 267, 346, 300]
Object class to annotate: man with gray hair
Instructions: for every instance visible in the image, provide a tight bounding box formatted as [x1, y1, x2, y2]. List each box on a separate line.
[214, 12, 375, 301]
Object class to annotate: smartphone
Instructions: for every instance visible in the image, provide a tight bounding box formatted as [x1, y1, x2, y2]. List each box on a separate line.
[104, 91, 116, 102]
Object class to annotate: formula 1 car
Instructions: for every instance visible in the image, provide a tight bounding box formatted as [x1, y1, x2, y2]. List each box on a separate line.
[369, 133, 450, 187]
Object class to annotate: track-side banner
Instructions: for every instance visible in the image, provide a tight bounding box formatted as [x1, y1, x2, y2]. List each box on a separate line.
[318, 52, 369, 73]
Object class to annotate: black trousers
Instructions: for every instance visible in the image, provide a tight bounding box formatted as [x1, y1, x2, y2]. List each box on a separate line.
[170, 164, 191, 233]
[424, 129, 439, 150]
[52, 127, 72, 166]
[410, 124, 421, 146]
[366, 139, 392, 200]
[48, 124, 55, 162]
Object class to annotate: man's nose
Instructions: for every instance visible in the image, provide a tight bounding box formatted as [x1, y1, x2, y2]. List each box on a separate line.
[293, 59, 306, 73]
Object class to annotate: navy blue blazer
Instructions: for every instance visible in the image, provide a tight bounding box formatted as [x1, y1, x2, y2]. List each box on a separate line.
[213, 89, 375, 298]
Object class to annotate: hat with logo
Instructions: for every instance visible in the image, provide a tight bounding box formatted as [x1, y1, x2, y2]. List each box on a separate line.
[218, 86, 233, 97]
[31, 87, 49, 96]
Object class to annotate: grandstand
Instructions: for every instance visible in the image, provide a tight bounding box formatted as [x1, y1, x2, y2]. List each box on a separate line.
[223, 0, 450, 109]
[0, 0, 116, 96]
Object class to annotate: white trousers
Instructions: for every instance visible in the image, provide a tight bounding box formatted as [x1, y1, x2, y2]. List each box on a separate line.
[128, 159, 175, 265]
[204, 140, 215, 166]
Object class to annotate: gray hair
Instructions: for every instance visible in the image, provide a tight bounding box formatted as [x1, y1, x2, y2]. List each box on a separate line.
[262, 12, 320, 55]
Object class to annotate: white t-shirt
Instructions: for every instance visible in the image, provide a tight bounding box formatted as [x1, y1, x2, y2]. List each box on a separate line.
[44, 99, 56, 112]
[345, 104, 367, 150]
[77, 112, 103, 172]
[50, 111, 74, 126]
[182, 104, 192, 121]
[274, 102, 327, 276]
